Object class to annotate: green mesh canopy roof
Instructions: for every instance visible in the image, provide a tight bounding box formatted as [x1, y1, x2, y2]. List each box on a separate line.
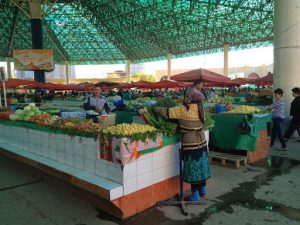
[0, 0, 274, 64]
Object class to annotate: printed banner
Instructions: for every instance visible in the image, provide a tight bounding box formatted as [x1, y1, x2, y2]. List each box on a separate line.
[100, 134, 163, 165]
[13, 49, 54, 71]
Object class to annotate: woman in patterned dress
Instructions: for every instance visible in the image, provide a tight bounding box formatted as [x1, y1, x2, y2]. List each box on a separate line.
[154, 79, 211, 201]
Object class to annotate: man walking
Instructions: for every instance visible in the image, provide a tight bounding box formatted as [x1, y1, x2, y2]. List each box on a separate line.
[269, 89, 287, 151]
[284, 87, 300, 141]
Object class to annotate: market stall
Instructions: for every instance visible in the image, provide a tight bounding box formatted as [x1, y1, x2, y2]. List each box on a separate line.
[0, 100, 211, 218]
[209, 105, 271, 163]
[0, 116, 179, 218]
[0, 74, 271, 218]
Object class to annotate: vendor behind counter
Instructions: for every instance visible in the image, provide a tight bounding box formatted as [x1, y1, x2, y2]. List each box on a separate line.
[82, 84, 110, 122]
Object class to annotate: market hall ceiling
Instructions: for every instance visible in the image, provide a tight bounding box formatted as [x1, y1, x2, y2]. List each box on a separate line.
[0, 0, 274, 64]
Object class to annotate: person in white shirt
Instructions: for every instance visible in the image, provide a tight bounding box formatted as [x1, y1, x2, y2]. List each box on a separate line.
[83, 84, 110, 114]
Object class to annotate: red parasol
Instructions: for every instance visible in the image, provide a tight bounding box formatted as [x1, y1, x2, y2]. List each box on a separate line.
[227, 78, 249, 86]
[130, 80, 153, 89]
[171, 68, 230, 84]
[249, 73, 273, 86]
[146, 80, 187, 89]
[0, 78, 37, 89]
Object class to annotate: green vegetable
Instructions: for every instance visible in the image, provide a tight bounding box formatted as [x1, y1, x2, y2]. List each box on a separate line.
[143, 106, 178, 136]
[204, 114, 215, 129]
[155, 98, 178, 108]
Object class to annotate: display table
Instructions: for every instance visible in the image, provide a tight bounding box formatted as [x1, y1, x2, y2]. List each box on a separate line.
[210, 113, 271, 163]
[0, 122, 207, 218]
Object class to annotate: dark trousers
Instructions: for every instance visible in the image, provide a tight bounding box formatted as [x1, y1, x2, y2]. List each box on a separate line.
[284, 117, 300, 139]
[271, 118, 286, 148]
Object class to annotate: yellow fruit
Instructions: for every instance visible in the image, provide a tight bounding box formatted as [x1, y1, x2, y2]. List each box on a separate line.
[228, 106, 262, 114]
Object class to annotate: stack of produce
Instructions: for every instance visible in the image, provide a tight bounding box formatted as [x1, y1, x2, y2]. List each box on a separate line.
[207, 95, 234, 104]
[142, 107, 178, 136]
[227, 105, 262, 114]
[0, 109, 13, 120]
[60, 119, 107, 138]
[141, 99, 179, 136]
[74, 121, 106, 134]
[9, 103, 43, 121]
[30, 114, 51, 125]
[225, 102, 234, 111]
[125, 100, 144, 112]
[50, 117, 69, 130]
[102, 123, 157, 142]
[43, 115, 60, 126]
[204, 114, 215, 129]
[59, 121, 76, 129]
[135, 97, 151, 104]
[155, 98, 178, 108]
[30, 114, 60, 126]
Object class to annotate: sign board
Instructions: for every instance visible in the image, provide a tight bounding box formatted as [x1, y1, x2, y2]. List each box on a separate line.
[13, 49, 54, 71]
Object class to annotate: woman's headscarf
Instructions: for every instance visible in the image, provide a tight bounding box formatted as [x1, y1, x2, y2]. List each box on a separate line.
[184, 87, 205, 123]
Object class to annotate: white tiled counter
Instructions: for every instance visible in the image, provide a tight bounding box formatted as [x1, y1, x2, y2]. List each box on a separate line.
[0, 123, 180, 200]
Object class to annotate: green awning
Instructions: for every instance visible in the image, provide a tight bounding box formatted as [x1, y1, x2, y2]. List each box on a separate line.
[0, 0, 274, 64]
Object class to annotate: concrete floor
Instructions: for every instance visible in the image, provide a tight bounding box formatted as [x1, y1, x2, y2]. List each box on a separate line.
[0, 138, 300, 225]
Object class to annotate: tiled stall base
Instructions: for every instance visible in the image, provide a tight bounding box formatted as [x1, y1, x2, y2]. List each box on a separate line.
[0, 140, 123, 200]
[0, 124, 181, 198]
[0, 124, 123, 185]
[122, 143, 180, 195]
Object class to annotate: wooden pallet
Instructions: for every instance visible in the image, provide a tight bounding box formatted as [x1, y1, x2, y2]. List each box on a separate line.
[209, 151, 247, 169]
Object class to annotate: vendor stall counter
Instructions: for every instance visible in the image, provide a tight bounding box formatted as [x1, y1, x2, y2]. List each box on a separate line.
[210, 113, 271, 163]
[0, 121, 211, 218]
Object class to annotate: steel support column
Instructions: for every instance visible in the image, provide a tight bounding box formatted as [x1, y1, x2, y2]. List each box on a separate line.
[29, 0, 45, 83]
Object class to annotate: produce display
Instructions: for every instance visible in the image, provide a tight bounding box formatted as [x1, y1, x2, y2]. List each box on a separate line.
[102, 123, 157, 142]
[0, 110, 13, 120]
[227, 105, 262, 114]
[30, 114, 51, 125]
[135, 97, 151, 104]
[75, 121, 106, 133]
[140, 99, 179, 136]
[207, 95, 234, 104]
[9, 103, 43, 121]
[123, 100, 144, 112]
[204, 114, 215, 129]
[61, 120, 107, 138]
[142, 107, 178, 137]
[155, 98, 179, 108]
[2, 92, 264, 144]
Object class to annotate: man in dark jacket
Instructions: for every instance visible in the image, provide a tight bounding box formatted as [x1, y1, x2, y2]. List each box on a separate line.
[284, 87, 300, 140]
